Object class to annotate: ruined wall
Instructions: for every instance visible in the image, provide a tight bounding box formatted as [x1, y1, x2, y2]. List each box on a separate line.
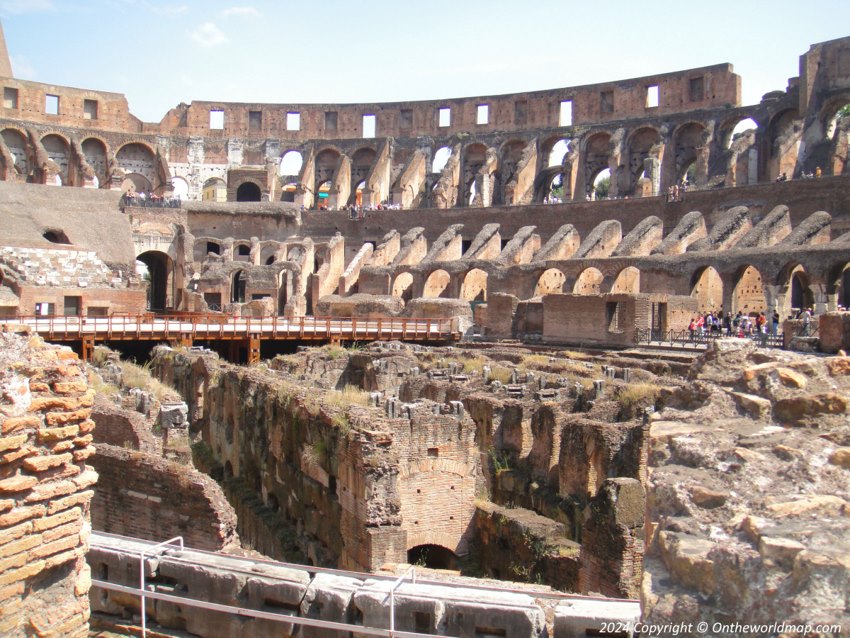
[89, 443, 238, 552]
[0, 332, 96, 637]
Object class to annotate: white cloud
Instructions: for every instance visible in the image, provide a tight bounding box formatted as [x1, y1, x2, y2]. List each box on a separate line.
[189, 22, 228, 48]
[221, 6, 259, 18]
[0, 0, 53, 14]
[146, 3, 189, 16]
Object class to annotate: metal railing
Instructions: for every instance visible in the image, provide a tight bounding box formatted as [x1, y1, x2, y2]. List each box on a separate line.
[140, 536, 184, 638]
[635, 327, 784, 348]
[11, 313, 459, 343]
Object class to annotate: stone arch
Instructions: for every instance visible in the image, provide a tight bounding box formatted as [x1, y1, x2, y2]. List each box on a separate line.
[460, 268, 488, 302]
[278, 149, 303, 177]
[461, 143, 487, 206]
[350, 147, 377, 202]
[170, 175, 189, 199]
[673, 122, 706, 184]
[541, 135, 569, 167]
[778, 264, 814, 315]
[431, 146, 452, 173]
[828, 261, 850, 309]
[583, 132, 611, 195]
[765, 108, 801, 180]
[136, 250, 174, 311]
[116, 142, 157, 188]
[423, 269, 451, 298]
[690, 266, 722, 313]
[236, 181, 262, 202]
[732, 265, 766, 315]
[314, 147, 341, 196]
[81, 137, 108, 187]
[573, 267, 604, 295]
[41, 133, 71, 185]
[231, 269, 247, 303]
[1, 128, 30, 177]
[626, 126, 660, 190]
[392, 272, 414, 301]
[719, 116, 760, 150]
[202, 177, 227, 201]
[534, 268, 566, 296]
[610, 266, 640, 294]
[121, 173, 151, 194]
[407, 544, 458, 570]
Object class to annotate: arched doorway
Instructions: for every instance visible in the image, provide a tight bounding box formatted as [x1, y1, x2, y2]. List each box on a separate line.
[236, 182, 261, 202]
[610, 267, 640, 294]
[136, 251, 173, 311]
[231, 270, 247, 303]
[423, 269, 451, 298]
[392, 272, 414, 301]
[573, 268, 604, 295]
[534, 268, 565, 296]
[432, 146, 452, 173]
[690, 266, 722, 313]
[732, 265, 765, 315]
[407, 544, 458, 570]
[460, 268, 487, 302]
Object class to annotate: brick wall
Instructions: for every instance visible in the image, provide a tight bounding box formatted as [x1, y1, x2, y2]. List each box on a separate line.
[89, 443, 238, 552]
[0, 332, 96, 637]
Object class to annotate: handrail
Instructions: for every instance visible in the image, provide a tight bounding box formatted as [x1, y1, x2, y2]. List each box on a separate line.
[140, 536, 184, 638]
[635, 327, 783, 348]
[92, 579, 451, 638]
[9, 314, 459, 343]
[385, 565, 417, 635]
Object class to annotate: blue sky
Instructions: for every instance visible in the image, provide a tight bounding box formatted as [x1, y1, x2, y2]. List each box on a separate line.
[2, 0, 849, 123]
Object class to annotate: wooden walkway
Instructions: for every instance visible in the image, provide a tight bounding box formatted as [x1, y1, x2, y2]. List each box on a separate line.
[10, 314, 461, 362]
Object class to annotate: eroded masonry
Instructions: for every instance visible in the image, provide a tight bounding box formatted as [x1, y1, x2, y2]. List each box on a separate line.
[0, 22, 849, 638]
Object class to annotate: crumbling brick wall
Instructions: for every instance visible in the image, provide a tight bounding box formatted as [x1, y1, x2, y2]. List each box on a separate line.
[89, 443, 238, 552]
[0, 332, 96, 637]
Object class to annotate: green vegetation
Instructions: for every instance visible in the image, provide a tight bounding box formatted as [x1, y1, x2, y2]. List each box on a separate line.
[488, 365, 513, 384]
[489, 447, 512, 473]
[118, 359, 181, 402]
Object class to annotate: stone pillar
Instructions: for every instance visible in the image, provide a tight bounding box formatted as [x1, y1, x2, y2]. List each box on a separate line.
[811, 282, 829, 315]
[0, 332, 97, 638]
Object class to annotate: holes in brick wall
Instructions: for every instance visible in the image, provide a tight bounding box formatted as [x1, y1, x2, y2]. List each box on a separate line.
[249, 110, 262, 131]
[427, 447, 439, 457]
[43, 229, 71, 244]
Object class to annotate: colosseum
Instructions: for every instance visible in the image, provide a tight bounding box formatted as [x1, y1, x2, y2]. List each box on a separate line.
[0, 18, 848, 638]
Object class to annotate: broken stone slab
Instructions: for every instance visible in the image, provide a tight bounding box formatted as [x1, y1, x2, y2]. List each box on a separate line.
[553, 598, 640, 637]
[690, 486, 727, 509]
[767, 495, 848, 518]
[729, 391, 772, 419]
[157, 402, 189, 429]
[300, 572, 363, 638]
[773, 392, 848, 425]
[758, 536, 805, 570]
[657, 530, 716, 595]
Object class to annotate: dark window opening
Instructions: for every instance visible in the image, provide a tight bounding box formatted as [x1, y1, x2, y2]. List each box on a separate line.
[206, 242, 221, 255]
[325, 111, 338, 132]
[83, 99, 98, 120]
[427, 447, 439, 457]
[4, 87, 18, 109]
[249, 110, 262, 131]
[238, 244, 251, 256]
[500, 239, 509, 250]
[400, 109, 413, 129]
[43, 229, 71, 244]
[236, 182, 261, 202]
[514, 100, 527, 126]
[461, 239, 472, 256]
[600, 91, 614, 114]
[606, 301, 621, 332]
[63, 296, 81, 317]
[414, 611, 432, 634]
[689, 76, 704, 102]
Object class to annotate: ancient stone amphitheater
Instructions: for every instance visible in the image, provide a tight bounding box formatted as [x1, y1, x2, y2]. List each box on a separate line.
[0, 22, 848, 638]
